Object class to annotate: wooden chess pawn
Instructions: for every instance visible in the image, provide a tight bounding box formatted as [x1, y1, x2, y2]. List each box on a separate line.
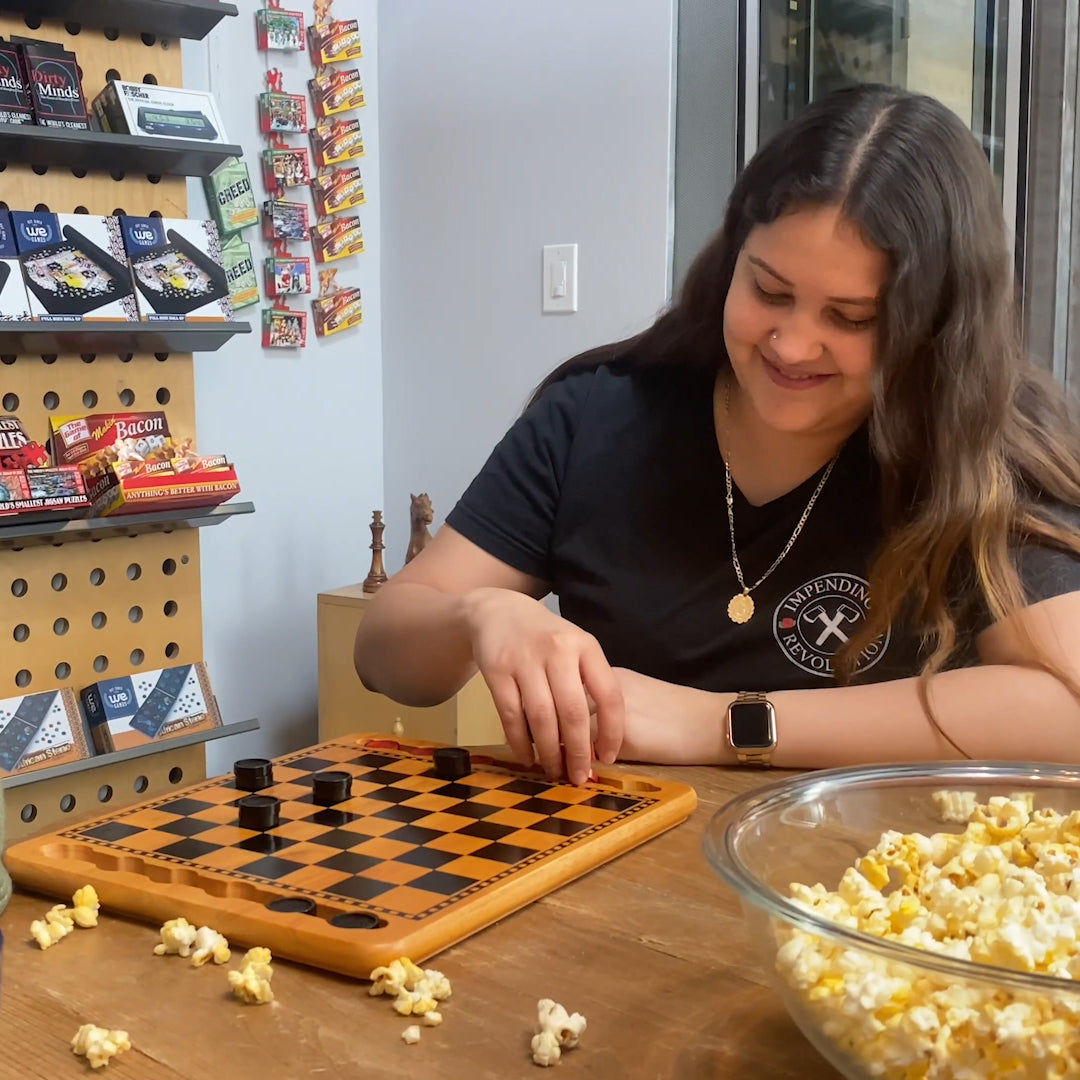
[363, 510, 388, 593]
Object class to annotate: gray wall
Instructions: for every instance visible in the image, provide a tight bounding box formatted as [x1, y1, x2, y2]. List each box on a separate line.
[377, 1, 678, 559]
[183, 0, 384, 775]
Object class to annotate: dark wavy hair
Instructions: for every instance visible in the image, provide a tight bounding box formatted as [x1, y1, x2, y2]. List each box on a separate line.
[531, 83, 1080, 745]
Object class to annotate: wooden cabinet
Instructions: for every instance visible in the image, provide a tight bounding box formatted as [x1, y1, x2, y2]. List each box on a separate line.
[317, 584, 504, 746]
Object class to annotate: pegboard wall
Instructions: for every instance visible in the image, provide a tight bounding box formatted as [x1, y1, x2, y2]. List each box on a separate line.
[1, 15, 204, 715]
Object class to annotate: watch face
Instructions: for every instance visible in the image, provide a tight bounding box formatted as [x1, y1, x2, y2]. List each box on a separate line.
[731, 702, 775, 749]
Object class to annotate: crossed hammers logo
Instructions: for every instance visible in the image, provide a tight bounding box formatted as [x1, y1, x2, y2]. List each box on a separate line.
[802, 602, 861, 648]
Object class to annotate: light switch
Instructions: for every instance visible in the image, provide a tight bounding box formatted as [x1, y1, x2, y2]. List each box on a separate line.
[542, 243, 578, 314]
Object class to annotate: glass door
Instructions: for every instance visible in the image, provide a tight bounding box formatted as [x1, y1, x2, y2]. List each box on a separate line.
[743, 0, 1019, 243]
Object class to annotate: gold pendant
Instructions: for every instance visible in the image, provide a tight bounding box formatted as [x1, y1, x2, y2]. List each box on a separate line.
[728, 592, 755, 624]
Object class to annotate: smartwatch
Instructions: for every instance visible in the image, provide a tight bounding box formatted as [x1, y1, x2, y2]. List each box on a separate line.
[726, 691, 777, 766]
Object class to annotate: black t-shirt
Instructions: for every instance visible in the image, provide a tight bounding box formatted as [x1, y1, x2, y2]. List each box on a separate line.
[446, 363, 1080, 692]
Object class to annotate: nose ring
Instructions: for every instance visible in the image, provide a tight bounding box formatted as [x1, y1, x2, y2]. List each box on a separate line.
[771, 331, 779, 341]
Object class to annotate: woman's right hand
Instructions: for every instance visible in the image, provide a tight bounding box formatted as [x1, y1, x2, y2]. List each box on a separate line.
[460, 587, 624, 785]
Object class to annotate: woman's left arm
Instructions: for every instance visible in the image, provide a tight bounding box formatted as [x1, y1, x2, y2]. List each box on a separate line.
[614, 591, 1080, 768]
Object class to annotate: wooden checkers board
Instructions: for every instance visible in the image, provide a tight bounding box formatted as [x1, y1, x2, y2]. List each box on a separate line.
[5, 734, 698, 977]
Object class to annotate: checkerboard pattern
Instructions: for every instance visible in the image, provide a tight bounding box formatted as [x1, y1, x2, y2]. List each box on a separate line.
[62, 742, 658, 920]
[6, 736, 696, 974]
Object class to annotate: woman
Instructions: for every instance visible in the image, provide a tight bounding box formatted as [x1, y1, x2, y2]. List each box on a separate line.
[355, 84, 1080, 785]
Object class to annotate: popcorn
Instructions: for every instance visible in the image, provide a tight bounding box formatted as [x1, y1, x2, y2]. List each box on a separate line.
[776, 792, 1080, 1079]
[71, 1024, 131, 1068]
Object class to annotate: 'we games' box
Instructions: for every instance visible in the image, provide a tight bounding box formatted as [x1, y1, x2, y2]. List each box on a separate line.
[119, 216, 232, 322]
[0, 212, 32, 321]
[0, 688, 91, 778]
[81, 662, 224, 753]
[10, 212, 138, 322]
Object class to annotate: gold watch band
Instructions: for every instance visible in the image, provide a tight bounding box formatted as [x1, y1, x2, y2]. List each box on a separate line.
[730, 691, 776, 767]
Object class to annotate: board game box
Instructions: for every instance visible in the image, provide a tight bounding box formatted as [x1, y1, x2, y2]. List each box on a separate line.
[92, 79, 228, 144]
[0, 38, 33, 125]
[222, 235, 259, 310]
[311, 166, 365, 218]
[310, 118, 364, 168]
[311, 216, 363, 264]
[10, 212, 138, 322]
[85, 452, 240, 517]
[0, 464, 89, 519]
[0, 688, 90, 777]
[0, 213, 32, 321]
[308, 68, 364, 120]
[203, 158, 258, 238]
[0, 415, 49, 469]
[81, 662, 224, 754]
[262, 306, 306, 348]
[14, 36, 88, 129]
[312, 285, 362, 338]
[49, 410, 171, 470]
[308, 19, 362, 65]
[3, 735, 697, 975]
[263, 199, 309, 242]
[119, 216, 232, 322]
[256, 7, 305, 51]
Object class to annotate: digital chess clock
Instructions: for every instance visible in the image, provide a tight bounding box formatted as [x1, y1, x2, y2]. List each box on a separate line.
[136, 107, 218, 140]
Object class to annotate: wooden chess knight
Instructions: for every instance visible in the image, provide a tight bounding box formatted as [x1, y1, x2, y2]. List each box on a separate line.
[406, 493, 433, 564]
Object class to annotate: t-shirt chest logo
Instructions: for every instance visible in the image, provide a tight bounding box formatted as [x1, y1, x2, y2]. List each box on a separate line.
[772, 572, 890, 678]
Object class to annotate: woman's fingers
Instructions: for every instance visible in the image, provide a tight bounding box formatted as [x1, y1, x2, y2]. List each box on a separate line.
[546, 655, 594, 785]
[485, 671, 533, 766]
[517, 672, 563, 780]
[581, 645, 624, 765]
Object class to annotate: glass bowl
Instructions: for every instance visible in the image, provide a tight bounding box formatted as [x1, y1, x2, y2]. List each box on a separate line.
[704, 762, 1080, 1079]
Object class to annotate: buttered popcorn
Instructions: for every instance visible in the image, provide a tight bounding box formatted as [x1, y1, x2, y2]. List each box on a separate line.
[776, 791, 1080, 1079]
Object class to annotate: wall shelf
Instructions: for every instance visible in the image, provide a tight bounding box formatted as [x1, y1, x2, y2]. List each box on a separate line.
[2, 717, 260, 790]
[0, 320, 250, 356]
[0, 124, 244, 179]
[0, 0, 238, 41]
[0, 500, 254, 550]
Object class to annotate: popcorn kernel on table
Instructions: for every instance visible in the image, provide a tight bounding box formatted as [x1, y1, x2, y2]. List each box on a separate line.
[776, 791, 1080, 1079]
[71, 1023, 131, 1069]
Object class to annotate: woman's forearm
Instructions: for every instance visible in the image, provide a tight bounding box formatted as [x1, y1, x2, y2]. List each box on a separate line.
[631, 665, 1080, 768]
[353, 583, 478, 706]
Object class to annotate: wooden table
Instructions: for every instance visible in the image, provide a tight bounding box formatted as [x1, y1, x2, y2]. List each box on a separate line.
[0, 763, 839, 1080]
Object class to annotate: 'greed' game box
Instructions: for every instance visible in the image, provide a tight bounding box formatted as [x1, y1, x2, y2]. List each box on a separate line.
[0, 688, 91, 778]
[0, 213, 32, 321]
[81, 663, 224, 754]
[119, 216, 232, 322]
[10, 212, 137, 322]
[203, 158, 259, 238]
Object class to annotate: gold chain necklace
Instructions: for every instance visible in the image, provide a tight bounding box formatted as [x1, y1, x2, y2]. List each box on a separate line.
[722, 384, 838, 624]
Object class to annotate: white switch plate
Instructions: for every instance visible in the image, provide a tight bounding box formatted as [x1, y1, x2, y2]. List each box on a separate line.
[542, 243, 578, 314]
